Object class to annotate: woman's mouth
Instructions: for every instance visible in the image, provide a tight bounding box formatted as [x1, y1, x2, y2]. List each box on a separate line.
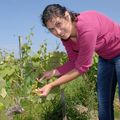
[61, 34, 64, 37]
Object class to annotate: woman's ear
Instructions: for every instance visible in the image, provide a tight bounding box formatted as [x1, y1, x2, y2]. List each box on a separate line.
[64, 11, 71, 21]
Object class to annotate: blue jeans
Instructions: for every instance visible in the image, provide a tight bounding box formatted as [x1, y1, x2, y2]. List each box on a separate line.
[97, 56, 120, 120]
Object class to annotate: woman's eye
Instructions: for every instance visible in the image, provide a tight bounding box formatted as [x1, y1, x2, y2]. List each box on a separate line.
[49, 27, 54, 31]
[56, 22, 61, 27]
[49, 28, 55, 32]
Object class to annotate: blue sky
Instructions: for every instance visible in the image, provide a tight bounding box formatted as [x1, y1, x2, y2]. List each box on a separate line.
[0, 0, 120, 57]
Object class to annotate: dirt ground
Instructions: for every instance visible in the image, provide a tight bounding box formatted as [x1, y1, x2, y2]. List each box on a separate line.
[74, 98, 120, 120]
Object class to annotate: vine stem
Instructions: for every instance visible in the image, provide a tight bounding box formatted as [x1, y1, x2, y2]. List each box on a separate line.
[18, 36, 23, 78]
[60, 86, 68, 120]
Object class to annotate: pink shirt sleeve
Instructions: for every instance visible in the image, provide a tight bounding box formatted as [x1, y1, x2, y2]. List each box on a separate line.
[56, 40, 78, 75]
[75, 26, 97, 74]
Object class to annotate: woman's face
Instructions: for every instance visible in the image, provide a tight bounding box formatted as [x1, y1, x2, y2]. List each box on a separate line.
[46, 11, 73, 40]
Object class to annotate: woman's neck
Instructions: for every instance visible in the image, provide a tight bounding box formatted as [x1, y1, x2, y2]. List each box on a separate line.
[70, 37, 77, 43]
[70, 22, 77, 42]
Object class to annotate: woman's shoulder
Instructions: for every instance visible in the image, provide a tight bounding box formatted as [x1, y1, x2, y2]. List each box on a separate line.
[77, 10, 101, 19]
[76, 10, 101, 35]
[76, 10, 102, 29]
[80, 10, 101, 14]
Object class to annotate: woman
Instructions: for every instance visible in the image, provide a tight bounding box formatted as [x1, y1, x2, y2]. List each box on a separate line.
[37, 4, 120, 120]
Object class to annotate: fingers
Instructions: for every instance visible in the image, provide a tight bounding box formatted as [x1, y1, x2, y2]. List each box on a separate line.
[38, 89, 47, 97]
[36, 75, 46, 82]
[36, 70, 53, 82]
[36, 73, 43, 81]
[35, 84, 52, 97]
[32, 89, 43, 96]
[34, 88, 47, 97]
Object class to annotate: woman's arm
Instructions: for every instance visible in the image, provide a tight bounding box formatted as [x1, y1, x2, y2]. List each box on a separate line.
[56, 40, 78, 75]
[38, 68, 80, 96]
[50, 68, 80, 87]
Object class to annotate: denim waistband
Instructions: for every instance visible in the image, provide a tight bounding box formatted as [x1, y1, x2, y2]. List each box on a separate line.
[99, 55, 120, 63]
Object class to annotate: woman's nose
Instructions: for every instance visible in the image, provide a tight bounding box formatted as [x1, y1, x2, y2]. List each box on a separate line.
[55, 28, 62, 35]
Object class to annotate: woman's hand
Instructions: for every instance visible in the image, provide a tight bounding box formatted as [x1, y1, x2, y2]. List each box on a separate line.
[36, 69, 60, 82]
[42, 70, 56, 79]
[35, 69, 80, 97]
[36, 84, 53, 97]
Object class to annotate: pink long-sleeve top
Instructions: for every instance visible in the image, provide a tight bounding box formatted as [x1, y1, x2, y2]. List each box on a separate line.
[57, 11, 120, 75]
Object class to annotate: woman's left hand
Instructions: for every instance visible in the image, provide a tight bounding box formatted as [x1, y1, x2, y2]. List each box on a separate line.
[36, 84, 53, 97]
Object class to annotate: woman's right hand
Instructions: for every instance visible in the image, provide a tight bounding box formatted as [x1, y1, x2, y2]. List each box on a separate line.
[42, 70, 56, 79]
[36, 69, 57, 82]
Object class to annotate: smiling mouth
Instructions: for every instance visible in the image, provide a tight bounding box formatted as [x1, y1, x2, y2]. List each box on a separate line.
[60, 34, 65, 37]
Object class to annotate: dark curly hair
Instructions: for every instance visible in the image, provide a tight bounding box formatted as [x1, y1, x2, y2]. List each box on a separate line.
[41, 4, 79, 27]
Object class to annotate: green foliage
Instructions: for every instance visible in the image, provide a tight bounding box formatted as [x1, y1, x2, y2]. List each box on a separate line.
[0, 31, 68, 119]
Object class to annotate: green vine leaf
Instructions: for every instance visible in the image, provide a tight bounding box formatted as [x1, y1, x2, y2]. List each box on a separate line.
[0, 88, 7, 98]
